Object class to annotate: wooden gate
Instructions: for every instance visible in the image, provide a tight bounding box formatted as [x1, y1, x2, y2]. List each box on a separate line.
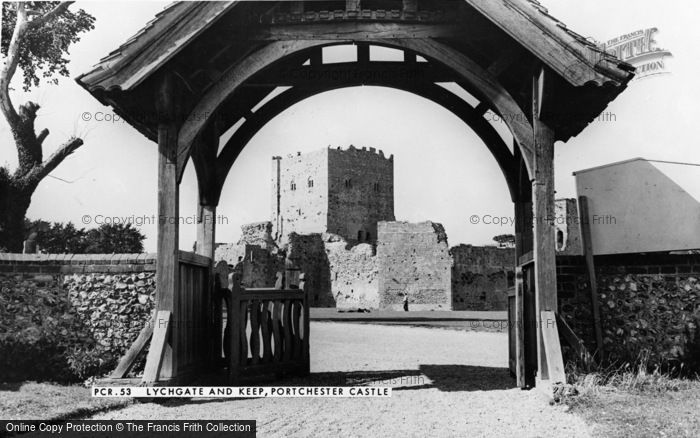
[215, 263, 310, 384]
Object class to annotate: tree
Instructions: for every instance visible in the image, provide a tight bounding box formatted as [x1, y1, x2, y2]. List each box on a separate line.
[36, 221, 87, 253]
[33, 222, 145, 254]
[0, 2, 95, 251]
[492, 234, 516, 248]
[84, 223, 145, 254]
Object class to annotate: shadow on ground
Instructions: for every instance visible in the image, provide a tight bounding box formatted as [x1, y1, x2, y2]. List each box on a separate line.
[186, 364, 513, 395]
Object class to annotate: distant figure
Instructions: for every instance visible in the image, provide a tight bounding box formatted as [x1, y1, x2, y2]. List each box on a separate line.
[403, 295, 409, 312]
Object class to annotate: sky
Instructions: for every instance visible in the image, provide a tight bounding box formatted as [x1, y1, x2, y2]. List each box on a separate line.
[1, 0, 699, 252]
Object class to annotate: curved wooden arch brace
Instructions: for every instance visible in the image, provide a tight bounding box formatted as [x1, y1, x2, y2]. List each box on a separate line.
[190, 122, 219, 206]
[177, 40, 334, 182]
[178, 38, 535, 183]
[213, 81, 519, 204]
[384, 38, 535, 174]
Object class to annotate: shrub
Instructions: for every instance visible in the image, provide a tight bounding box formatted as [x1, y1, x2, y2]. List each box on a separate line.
[0, 274, 96, 382]
[65, 346, 116, 380]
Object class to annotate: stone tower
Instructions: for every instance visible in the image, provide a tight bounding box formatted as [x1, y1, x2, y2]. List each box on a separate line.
[271, 145, 394, 243]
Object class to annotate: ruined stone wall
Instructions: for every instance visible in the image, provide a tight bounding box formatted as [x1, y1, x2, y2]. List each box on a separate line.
[451, 245, 514, 311]
[555, 198, 583, 255]
[272, 149, 329, 243]
[557, 253, 700, 369]
[286, 233, 334, 306]
[237, 221, 278, 251]
[325, 236, 379, 309]
[232, 245, 285, 289]
[215, 222, 283, 288]
[327, 146, 394, 242]
[377, 221, 451, 310]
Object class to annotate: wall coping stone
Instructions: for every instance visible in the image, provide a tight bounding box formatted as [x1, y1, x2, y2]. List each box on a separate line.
[0, 253, 158, 273]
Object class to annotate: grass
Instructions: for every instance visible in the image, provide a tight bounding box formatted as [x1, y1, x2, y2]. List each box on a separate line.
[0, 381, 132, 421]
[561, 353, 700, 438]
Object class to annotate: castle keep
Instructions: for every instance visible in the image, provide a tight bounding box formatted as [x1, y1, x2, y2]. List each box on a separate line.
[271, 146, 395, 244]
[217, 145, 535, 311]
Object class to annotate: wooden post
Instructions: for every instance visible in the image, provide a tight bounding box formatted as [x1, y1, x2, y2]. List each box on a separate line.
[196, 204, 216, 259]
[531, 67, 559, 385]
[196, 203, 216, 367]
[578, 195, 604, 357]
[150, 72, 181, 381]
[513, 144, 536, 388]
[514, 196, 527, 388]
[346, 0, 360, 12]
[191, 120, 220, 370]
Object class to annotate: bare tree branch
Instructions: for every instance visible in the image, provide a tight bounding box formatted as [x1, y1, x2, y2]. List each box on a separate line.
[36, 128, 49, 145]
[27, 1, 75, 29]
[24, 137, 84, 185]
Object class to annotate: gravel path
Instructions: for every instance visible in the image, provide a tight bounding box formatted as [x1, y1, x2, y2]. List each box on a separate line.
[92, 322, 591, 437]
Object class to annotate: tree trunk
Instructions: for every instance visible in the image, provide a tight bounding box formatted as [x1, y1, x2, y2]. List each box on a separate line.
[0, 176, 32, 252]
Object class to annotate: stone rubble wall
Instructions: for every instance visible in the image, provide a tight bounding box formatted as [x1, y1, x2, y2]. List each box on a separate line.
[324, 236, 379, 309]
[0, 253, 156, 381]
[215, 222, 283, 288]
[377, 221, 452, 310]
[557, 253, 700, 368]
[451, 245, 514, 311]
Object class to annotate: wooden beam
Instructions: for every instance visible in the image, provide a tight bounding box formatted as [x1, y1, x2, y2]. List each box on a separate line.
[111, 321, 154, 379]
[578, 195, 604, 357]
[474, 101, 489, 116]
[248, 22, 465, 41]
[540, 310, 566, 385]
[143, 310, 172, 383]
[357, 43, 370, 65]
[556, 312, 594, 363]
[487, 46, 522, 78]
[186, 38, 535, 184]
[247, 61, 458, 87]
[152, 73, 181, 380]
[178, 40, 332, 176]
[309, 47, 322, 66]
[385, 38, 536, 175]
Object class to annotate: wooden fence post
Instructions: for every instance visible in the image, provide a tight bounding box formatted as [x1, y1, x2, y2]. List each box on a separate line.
[228, 275, 242, 384]
[301, 273, 310, 376]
